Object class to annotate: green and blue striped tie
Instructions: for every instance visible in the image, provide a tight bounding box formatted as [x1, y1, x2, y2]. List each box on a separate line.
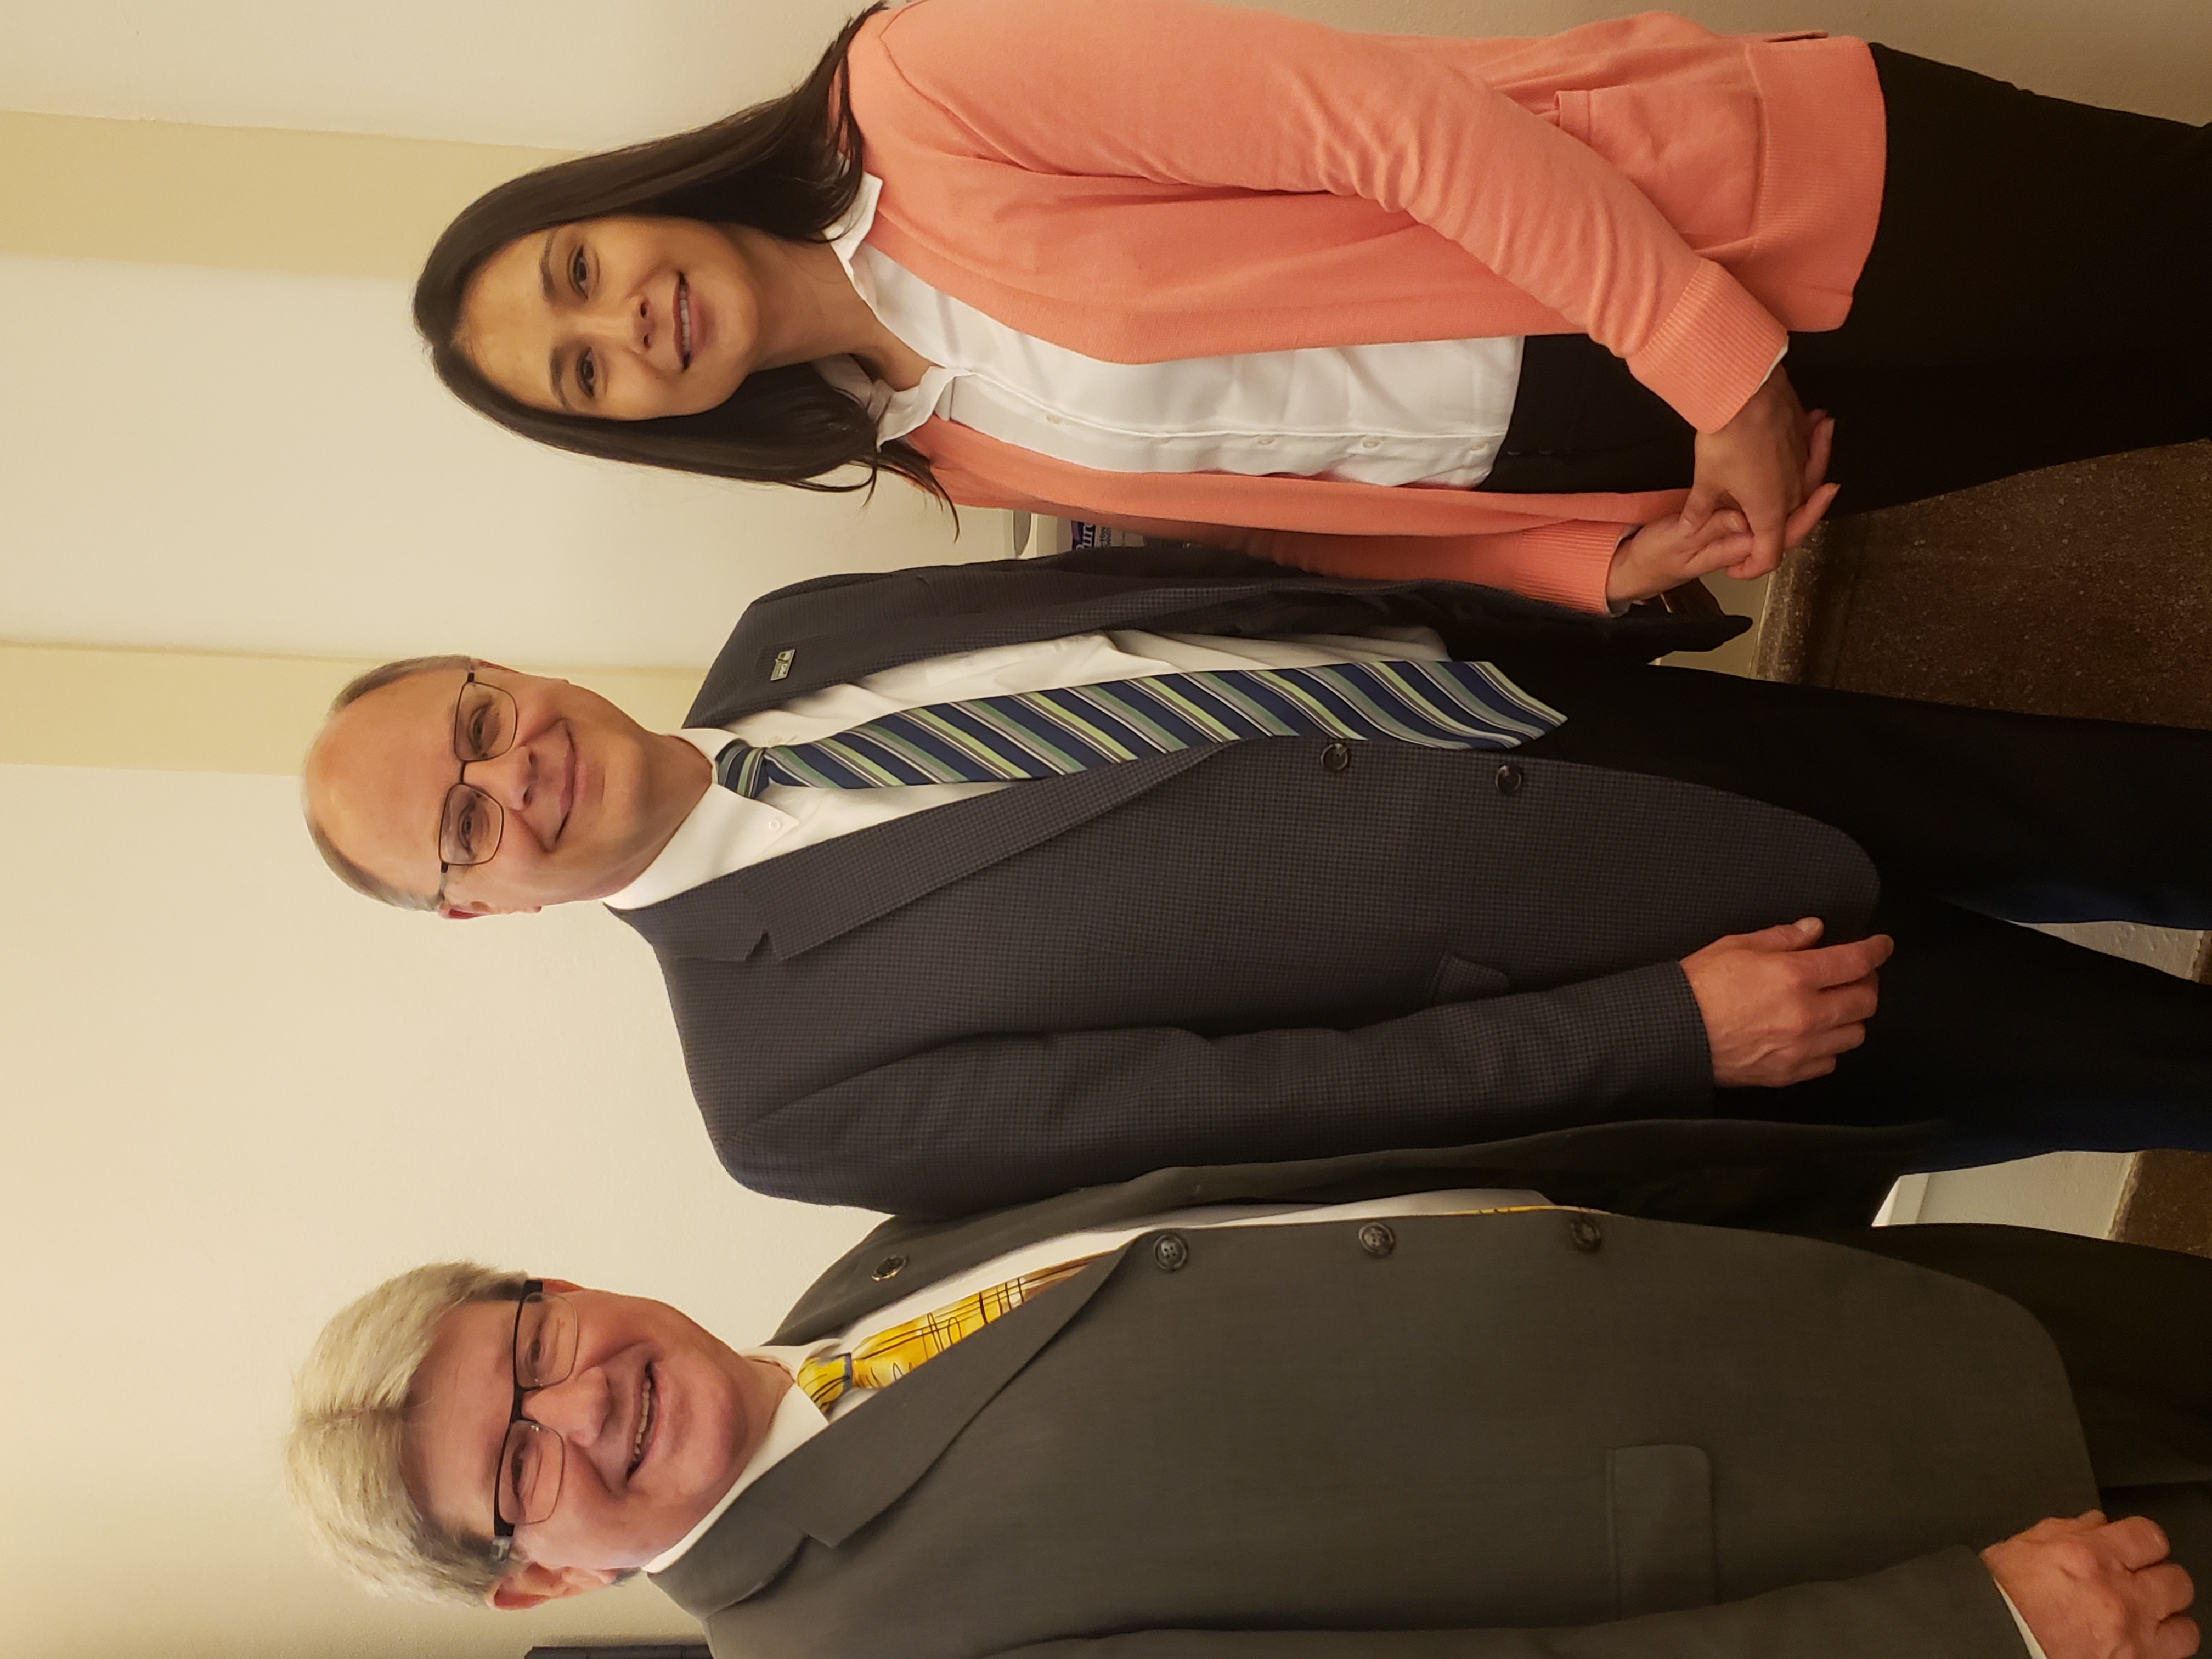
[715, 658, 1561, 797]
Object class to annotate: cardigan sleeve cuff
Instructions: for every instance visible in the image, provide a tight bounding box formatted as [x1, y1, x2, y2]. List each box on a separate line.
[1624, 259, 1792, 435]
[1477, 517, 1636, 615]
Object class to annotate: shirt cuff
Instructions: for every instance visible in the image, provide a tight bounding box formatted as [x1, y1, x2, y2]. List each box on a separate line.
[1997, 1584, 2051, 1659]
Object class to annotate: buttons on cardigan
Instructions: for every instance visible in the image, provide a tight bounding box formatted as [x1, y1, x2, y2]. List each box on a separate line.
[870, 1254, 909, 1282]
[1321, 741, 1352, 772]
[1495, 762, 1525, 797]
[1359, 437, 1381, 449]
[1152, 1232, 1191, 1272]
[1357, 1221, 1396, 1258]
[1567, 1215, 1604, 1252]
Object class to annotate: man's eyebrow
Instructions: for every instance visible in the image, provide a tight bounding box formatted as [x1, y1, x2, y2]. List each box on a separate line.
[539, 232, 575, 413]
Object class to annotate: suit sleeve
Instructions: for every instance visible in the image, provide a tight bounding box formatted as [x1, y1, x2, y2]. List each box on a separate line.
[984, 1548, 2032, 1659]
[702, 962, 1713, 1216]
[864, 0, 1787, 434]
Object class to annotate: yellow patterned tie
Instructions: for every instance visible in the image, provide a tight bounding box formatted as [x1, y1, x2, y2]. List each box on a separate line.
[796, 1255, 1104, 1409]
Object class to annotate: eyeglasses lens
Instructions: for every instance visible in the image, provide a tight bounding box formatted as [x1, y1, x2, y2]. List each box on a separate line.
[454, 680, 518, 764]
[496, 1294, 579, 1528]
[497, 1420, 561, 1527]
[514, 1293, 578, 1390]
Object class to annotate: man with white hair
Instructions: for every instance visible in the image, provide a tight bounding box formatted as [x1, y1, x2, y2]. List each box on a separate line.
[289, 1121, 2207, 1659]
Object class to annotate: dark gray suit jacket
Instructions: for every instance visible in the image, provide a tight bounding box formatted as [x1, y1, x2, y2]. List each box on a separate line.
[651, 1122, 2096, 1659]
[616, 548, 1876, 1216]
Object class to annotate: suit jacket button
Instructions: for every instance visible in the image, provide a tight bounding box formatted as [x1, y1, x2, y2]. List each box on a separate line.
[1153, 1232, 1190, 1272]
[1568, 1215, 1603, 1252]
[870, 1254, 909, 1281]
[1357, 1221, 1396, 1257]
[1321, 742, 1352, 772]
[1496, 762, 1525, 797]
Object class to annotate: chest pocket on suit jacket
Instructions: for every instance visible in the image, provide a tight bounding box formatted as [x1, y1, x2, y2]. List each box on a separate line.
[1430, 953, 1511, 1003]
[1610, 1444, 1718, 1616]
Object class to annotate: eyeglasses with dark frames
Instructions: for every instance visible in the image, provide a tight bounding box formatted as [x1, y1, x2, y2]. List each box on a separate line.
[431, 672, 519, 908]
[489, 1279, 580, 1558]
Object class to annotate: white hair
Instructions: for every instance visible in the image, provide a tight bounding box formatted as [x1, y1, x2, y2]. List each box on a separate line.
[284, 1261, 526, 1601]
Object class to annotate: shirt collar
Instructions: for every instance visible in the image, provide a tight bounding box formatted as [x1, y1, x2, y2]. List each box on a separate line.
[822, 169, 884, 262]
[601, 730, 797, 911]
[814, 171, 958, 444]
[642, 1349, 825, 1573]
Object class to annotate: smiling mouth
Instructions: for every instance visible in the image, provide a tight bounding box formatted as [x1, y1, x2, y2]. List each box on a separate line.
[555, 727, 577, 844]
[629, 1367, 658, 1476]
[676, 275, 692, 370]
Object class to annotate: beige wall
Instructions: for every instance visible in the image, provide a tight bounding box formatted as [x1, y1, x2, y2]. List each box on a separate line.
[0, 760, 870, 1659]
[0, 644, 701, 774]
[0, 111, 567, 279]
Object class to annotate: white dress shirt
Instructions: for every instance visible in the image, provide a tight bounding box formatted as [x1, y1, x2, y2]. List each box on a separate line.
[603, 625, 1455, 910]
[816, 172, 1525, 488]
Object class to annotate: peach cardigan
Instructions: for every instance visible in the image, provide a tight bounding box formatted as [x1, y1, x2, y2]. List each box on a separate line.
[843, 0, 1886, 612]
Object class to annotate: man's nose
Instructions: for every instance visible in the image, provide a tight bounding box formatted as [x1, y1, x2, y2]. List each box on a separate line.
[523, 1367, 611, 1448]
[461, 742, 537, 814]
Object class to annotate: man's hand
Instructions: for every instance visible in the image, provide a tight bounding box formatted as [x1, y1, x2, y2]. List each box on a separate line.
[1681, 365, 1834, 579]
[1985, 1512, 2198, 1659]
[1679, 917, 1891, 1087]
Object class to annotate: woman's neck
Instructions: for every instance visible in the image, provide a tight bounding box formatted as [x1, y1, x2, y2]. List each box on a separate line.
[726, 224, 934, 392]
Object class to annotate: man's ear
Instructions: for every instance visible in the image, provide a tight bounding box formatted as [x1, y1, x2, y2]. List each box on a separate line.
[486, 1560, 622, 1611]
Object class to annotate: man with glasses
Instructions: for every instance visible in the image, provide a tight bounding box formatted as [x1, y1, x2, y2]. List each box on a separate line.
[285, 1130, 2208, 1659]
[301, 546, 2212, 1217]
[304, 655, 713, 916]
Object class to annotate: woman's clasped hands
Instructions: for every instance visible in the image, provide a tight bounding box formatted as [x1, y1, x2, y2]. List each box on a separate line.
[1605, 369, 1840, 606]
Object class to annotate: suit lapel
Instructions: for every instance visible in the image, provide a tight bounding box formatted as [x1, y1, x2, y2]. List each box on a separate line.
[648, 1499, 804, 1621]
[653, 1246, 1126, 1618]
[610, 867, 768, 962]
[625, 747, 1214, 963]
[687, 559, 1308, 723]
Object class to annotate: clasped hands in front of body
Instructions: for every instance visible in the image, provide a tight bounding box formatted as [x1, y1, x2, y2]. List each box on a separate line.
[1605, 367, 1839, 606]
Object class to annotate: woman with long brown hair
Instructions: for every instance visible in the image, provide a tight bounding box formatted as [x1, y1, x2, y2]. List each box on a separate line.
[417, 0, 2208, 613]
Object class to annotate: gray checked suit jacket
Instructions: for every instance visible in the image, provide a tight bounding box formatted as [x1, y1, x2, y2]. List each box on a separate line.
[614, 547, 1877, 1216]
[650, 1121, 2097, 1659]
